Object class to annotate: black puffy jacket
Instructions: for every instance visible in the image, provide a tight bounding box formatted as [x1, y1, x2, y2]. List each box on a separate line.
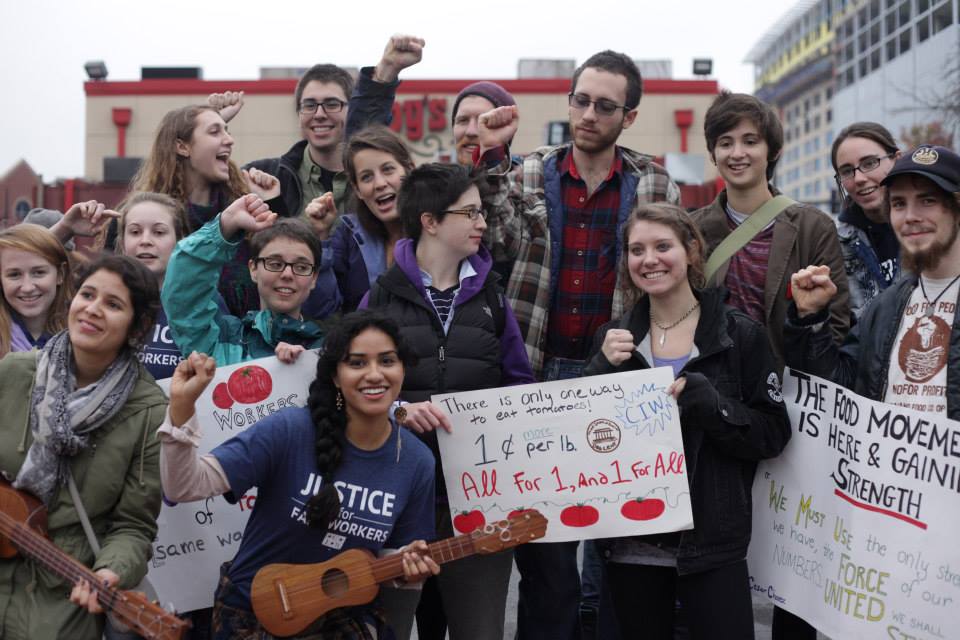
[585, 287, 790, 575]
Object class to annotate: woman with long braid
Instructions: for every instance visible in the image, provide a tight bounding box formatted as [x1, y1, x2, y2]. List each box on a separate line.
[158, 311, 438, 639]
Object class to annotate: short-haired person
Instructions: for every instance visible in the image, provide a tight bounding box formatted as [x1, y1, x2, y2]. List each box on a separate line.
[0, 255, 167, 639]
[787, 144, 960, 415]
[479, 50, 680, 640]
[162, 194, 325, 365]
[586, 203, 789, 639]
[831, 122, 901, 318]
[158, 311, 439, 639]
[690, 90, 851, 639]
[333, 125, 417, 312]
[360, 163, 534, 640]
[241, 35, 425, 227]
[689, 92, 850, 371]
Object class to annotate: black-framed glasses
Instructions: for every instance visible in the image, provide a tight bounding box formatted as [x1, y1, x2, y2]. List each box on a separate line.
[442, 206, 487, 221]
[835, 152, 896, 182]
[298, 98, 347, 116]
[254, 258, 317, 276]
[568, 93, 628, 116]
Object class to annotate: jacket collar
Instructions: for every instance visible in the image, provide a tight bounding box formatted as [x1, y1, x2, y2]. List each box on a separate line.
[393, 238, 494, 305]
[625, 288, 733, 366]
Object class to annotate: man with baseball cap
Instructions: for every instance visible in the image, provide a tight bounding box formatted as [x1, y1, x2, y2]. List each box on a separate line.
[785, 144, 960, 418]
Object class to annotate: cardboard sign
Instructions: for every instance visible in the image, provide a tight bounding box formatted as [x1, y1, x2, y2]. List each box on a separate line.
[434, 368, 693, 543]
[748, 369, 960, 639]
[149, 353, 318, 612]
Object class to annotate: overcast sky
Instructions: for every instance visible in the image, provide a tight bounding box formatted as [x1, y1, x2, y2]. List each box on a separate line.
[2, 0, 800, 180]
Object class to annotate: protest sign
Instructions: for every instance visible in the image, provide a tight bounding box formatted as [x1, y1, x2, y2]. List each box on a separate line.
[749, 369, 960, 640]
[148, 353, 318, 612]
[434, 368, 693, 543]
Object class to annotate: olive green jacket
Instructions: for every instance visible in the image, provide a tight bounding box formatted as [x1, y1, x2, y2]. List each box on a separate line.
[0, 352, 167, 640]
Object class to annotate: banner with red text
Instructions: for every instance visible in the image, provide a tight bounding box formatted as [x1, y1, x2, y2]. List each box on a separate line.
[148, 353, 318, 612]
[748, 369, 959, 640]
[434, 368, 693, 543]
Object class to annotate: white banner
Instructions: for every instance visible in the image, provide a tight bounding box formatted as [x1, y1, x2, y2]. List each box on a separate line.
[149, 353, 318, 612]
[434, 368, 693, 543]
[749, 369, 959, 640]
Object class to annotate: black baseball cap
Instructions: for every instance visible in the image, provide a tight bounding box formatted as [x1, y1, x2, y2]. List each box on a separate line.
[882, 145, 960, 192]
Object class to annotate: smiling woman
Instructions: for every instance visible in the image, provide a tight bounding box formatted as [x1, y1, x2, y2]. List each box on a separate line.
[0, 224, 73, 358]
[333, 126, 417, 312]
[0, 254, 167, 639]
[157, 311, 438, 639]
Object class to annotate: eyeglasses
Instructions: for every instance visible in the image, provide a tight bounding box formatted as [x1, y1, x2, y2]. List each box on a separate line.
[254, 258, 317, 276]
[298, 98, 347, 116]
[835, 153, 896, 182]
[568, 93, 628, 117]
[442, 206, 487, 221]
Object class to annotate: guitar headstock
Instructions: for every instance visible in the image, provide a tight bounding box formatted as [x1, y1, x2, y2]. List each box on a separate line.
[472, 509, 548, 554]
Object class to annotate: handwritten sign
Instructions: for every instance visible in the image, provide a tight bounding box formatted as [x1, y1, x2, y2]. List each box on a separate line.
[434, 368, 693, 543]
[148, 353, 318, 612]
[748, 369, 960, 639]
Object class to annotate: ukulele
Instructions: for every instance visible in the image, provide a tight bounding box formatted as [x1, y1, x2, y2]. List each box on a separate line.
[0, 479, 191, 640]
[252, 509, 548, 637]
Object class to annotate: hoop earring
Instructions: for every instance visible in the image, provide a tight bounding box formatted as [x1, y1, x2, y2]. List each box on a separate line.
[335, 390, 344, 412]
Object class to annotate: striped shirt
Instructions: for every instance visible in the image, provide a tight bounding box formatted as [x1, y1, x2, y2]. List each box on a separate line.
[722, 204, 773, 324]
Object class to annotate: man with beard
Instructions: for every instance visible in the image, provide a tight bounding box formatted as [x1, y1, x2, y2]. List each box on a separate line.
[477, 50, 680, 640]
[786, 145, 960, 420]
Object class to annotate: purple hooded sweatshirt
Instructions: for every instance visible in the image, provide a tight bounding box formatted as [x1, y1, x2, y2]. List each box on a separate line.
[360, 238, 534, 387]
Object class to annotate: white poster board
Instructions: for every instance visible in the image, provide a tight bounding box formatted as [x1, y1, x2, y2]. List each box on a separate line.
[748, 369, 959, 639]
[149, 353, 318, 612]
[434, 368, 693, 543]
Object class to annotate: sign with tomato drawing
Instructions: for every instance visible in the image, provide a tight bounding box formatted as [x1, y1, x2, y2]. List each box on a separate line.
[435, 368, 694, 543]
[748, 370, 960, 640]
[148, 353, 319, 612]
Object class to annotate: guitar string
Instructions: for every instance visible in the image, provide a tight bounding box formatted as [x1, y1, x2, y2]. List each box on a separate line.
[0, 513, 185, 637]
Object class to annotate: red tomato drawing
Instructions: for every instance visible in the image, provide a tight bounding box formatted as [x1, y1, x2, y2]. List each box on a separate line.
[560, 504, 599, 527]
[227, 365, 273, 404]
[508, 508, 537, 521]
[212, 382, 234, 409]
[621, 498, 665, 521]
[453, 510, 486, 534]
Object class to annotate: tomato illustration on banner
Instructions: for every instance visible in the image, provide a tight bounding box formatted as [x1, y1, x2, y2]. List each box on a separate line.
[453, 510, 486, 534]
[560, 504, 600, 527]
[227, 365, 273, 404]
[621, 498, 665, 521]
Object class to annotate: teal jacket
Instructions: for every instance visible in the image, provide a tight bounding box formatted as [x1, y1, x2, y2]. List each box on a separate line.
[162, 215, 325, 365]
[0, 352, 166, 640]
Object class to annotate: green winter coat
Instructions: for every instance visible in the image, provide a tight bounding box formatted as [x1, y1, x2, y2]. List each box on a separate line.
[0, 352, 167, 640]
[162, 214, 325, 366]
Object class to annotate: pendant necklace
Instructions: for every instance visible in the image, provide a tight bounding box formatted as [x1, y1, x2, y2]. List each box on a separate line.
[919, 274, 960, 318]
[650, 301, 700, 347]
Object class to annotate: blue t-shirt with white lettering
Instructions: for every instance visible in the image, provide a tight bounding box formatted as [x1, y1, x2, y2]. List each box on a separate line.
[139, 307, 182, 380]
[213, 406, 436, 609]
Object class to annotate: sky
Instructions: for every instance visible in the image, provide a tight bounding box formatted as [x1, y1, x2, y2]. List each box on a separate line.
[1, 0, 801, 180]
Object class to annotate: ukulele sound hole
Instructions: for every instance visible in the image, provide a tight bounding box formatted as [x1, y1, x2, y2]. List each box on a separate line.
[321, 568, 349, 598]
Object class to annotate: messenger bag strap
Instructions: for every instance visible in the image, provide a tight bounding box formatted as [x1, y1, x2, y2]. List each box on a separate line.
[704, 195, 795, 283]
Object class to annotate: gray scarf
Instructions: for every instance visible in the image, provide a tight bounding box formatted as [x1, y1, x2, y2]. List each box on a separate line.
[13, 330, 138, 505]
